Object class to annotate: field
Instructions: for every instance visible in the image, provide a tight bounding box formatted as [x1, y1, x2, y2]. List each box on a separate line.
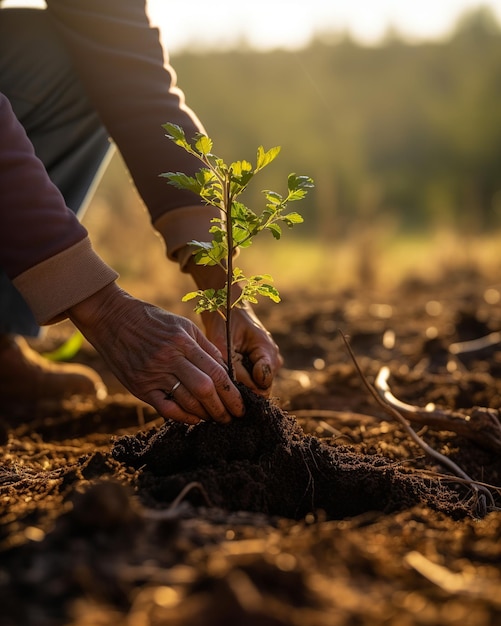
[1, 232, 501, 625]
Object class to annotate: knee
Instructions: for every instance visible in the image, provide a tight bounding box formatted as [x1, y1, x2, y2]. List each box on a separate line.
[0, 8, 93, 124]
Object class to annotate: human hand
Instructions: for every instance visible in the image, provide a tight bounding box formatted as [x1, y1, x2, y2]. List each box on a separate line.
[67, 283, 244, 424]
[185, 256, 283, 395]
[202, 302, 283, 396]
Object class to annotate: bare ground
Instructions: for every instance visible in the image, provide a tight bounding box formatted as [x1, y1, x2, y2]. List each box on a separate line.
[1, 266, 501, 626]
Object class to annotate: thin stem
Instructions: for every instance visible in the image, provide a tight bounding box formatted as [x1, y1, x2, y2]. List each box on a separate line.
[224, 171, 235, 380]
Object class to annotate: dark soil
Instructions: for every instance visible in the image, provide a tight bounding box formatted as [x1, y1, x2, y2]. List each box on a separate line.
[112, 385, 467, 520]
[1, 266, 501, 626]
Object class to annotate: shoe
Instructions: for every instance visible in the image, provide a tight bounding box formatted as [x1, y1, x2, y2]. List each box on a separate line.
[0, 334, 107, 408]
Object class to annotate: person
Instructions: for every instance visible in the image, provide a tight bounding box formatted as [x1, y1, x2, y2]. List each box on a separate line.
[0, 0, 283, 424]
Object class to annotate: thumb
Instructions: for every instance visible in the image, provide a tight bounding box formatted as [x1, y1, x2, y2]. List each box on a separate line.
[252, 356, 274, 390]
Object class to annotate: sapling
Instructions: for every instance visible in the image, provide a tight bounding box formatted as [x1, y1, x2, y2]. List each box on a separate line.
[161, 122, 313, 381]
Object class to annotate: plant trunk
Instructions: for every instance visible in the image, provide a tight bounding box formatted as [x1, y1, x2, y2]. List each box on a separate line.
[224, 175, 235, 381]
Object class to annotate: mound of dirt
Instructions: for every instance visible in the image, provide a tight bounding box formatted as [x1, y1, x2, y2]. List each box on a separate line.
[4, 267, 501, 626]
[112, 385, 467, 520]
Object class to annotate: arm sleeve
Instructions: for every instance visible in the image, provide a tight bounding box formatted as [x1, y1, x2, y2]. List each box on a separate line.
[0, 93, 118, 324]
[44, 0, 221, 260]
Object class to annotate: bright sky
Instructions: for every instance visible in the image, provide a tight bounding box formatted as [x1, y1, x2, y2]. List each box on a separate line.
[146, 0, 501, 51]
[5, 1, 501, 51]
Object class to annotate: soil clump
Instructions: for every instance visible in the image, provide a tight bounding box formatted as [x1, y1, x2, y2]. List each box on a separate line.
[1, 267, 501, 625]
[113, 385, 467, 520]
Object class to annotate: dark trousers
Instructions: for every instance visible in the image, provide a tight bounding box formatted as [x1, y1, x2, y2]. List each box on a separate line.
[0, 7, 113, 336]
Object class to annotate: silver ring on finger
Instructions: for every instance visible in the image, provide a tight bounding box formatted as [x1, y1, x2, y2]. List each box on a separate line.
[163, 380, 182, 401]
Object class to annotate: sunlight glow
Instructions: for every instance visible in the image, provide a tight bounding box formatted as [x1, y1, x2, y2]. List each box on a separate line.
[5, 1, 501, 51]
[146, 0, 501, 51]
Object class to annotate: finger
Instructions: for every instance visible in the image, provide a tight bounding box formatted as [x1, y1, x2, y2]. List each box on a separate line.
[181, 343, 245, 420]
[148, 389, 202, 425]
[148, 365, 235, 424]
[167, 381, 212, 421]
[234, 345, 283, 393]
[192, 328, 228, 370]
[178, 361, 242, 423]
[232, 352, 256, 389]
[232, 355, 272, 397]
[252, 357, 275, 389]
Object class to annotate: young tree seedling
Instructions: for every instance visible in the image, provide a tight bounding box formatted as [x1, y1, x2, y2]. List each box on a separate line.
[161, 122, 314, 380]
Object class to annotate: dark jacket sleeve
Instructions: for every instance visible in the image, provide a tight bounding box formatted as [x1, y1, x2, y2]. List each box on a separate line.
[0, 92, 87, 278]
[45, 0, 207, 223]
[0, 93, 118, 324]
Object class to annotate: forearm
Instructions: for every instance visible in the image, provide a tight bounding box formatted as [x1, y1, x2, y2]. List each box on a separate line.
[0, 93, 88, 279]
[185, 254, 247, 310]
[45, 0, 207, 222]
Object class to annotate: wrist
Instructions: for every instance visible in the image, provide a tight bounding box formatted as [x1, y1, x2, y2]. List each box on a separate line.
[67, 282, 126, 329]
[185, 257, 227, 290]
[186, 258, 246, 306]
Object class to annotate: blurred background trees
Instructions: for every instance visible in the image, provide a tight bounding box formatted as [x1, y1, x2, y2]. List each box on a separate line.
[90, 6, 501, 294]
[167, 6, 501, 236]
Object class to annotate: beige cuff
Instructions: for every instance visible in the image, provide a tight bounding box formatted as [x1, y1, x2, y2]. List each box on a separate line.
[153, 204, 223, 270]
[13, 238, 119, 325]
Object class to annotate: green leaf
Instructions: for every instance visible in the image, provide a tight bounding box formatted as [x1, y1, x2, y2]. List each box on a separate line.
[231, 160, 253, 177]
[194, 133, 213, 156]
[237, 238, 254, 248]
[289, 189, 308, 201]
[208, 226, 225, 242]
[162, 123, 193, 152]
[192, 240, 227, 265]
[206, 153, 227, 172]
[256, 145, 281, 172]
[162, 122, 186, 143]
[288, 173, 315, 192]
[195, 168, 217, 186]
[256, 283, 281, 303]
[232, 267, 246, 281]
[232, 201, 257, 222]
[181, 291, 199, 302]
[263, 190, 283, 206]
[282, 212, 304, 226]
[42, 330, 83, 361]
[267, 223, 282, 239]
[161, 172, 201, 194]
[251, 273, 273, 282]
[189, 240, 214, 251]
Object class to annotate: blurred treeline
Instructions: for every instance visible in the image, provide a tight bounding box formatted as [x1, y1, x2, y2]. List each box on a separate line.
[163, 6, 501, 242]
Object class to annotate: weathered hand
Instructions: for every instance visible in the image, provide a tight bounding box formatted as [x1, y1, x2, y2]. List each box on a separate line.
[68, 283, 244, 424]
[184, 257, 283, 395]
[202, 302, 283, 396]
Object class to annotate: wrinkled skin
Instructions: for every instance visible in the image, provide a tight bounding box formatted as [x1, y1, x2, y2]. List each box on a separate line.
[186, 256, 283, 396]
[68, 283, 245, 425]
[68, 274, 283, 424]
[201, 303, 283, 394]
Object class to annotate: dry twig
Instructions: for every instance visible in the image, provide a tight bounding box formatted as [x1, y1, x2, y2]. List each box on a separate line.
[375, 366, 501, 455]
[339, 331, 497, 516]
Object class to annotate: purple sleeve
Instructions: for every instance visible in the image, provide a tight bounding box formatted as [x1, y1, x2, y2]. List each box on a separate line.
[0, 93, 87, 279]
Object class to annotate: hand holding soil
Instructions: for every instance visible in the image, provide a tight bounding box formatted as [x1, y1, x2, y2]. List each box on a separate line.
[201, 303, 283, 394]
[186, 257, 284, 395]
[68, 283, 245, 424]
